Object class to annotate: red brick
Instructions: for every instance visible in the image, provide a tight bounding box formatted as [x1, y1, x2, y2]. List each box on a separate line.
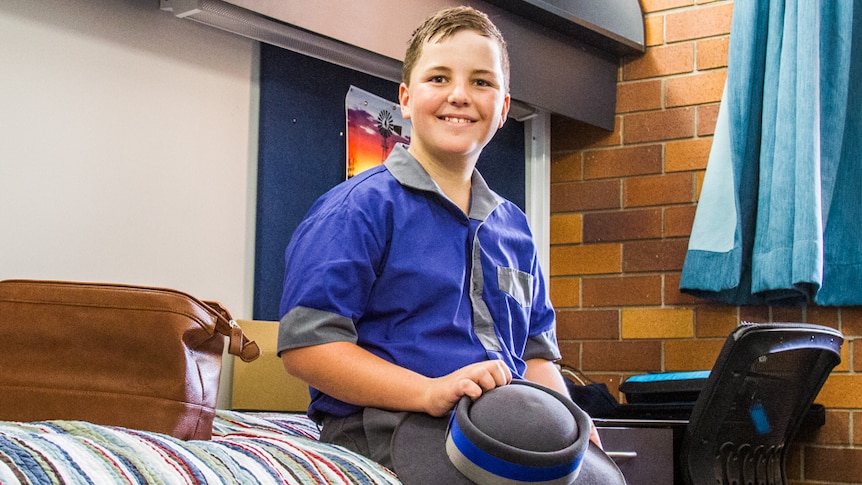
[550, 244, 622, 276]
[624, 239, 689, 272]
[583, 209, 663, 243]
[739, 306, 770, 324]
[666, 138, 713, 172]
[644, 15, 664, 47]
[664, 205, 697, 237]
[800, 410, 850, 445]
[556, 309, 620, 340]
[666, 3, 734, 43]
[697, 103, 720, 136]
[551, 115, 620, 151]
[697, 37, 729, 70]
[786, 444, 803, 481]
[624, 172, 695, 207]
[583, 145, 663, 180]
[617, 80, 663, 113]
[557, 341, 582, 368]
[624, 107, 696, 143]
[855, 339, 861, 373]
[664, 273, 703, 306]
[855, 410, 862, 446]
[805, 306, 840, 328]
[641, 0, 693, 14]
[665, 69, 727, 107]
[550, 179, 621, 213]
[550, 152, 582, 183]
[841, 307, 862, 337]
[772, 306, 805, 324]
[582, 340, 663, 372]
[623, 42, 694, 81]
[582, 275, 663, 307]
[804, 446, 862, 484]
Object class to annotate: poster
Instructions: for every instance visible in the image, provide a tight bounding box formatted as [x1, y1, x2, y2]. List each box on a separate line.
[346, 85, 411, 178]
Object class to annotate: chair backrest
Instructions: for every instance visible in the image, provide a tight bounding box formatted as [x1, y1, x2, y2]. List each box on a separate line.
[681, 322, 843, 485]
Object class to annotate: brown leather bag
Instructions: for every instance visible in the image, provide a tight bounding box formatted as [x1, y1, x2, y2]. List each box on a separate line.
[0, 279, 260, 440]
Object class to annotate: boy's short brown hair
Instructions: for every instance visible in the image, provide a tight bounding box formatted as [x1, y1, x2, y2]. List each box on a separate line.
[402, 6, 510, 91]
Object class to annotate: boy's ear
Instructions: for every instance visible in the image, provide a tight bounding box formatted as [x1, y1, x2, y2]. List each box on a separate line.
[498, 93, 511, 128]
[398, 83, 412, 119]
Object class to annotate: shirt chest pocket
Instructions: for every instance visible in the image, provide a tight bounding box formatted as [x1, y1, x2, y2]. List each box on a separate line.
[497, 266, 533, 307]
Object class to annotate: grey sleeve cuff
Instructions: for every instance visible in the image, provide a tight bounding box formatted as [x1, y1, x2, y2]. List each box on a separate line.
[523, 328, 562, 362]
[277, 306, 358, 356]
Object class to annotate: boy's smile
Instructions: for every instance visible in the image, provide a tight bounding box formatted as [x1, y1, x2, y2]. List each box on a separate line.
[399, 29, 510, 172]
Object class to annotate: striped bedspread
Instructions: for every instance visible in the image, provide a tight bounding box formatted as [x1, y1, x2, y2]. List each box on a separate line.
[0, 410, 401, 484]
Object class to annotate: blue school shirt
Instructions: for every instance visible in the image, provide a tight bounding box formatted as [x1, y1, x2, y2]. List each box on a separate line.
[277, 144, 559, 422]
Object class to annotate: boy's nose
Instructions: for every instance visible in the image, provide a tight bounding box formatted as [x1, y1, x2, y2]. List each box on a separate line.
[447, 81, 470, 105]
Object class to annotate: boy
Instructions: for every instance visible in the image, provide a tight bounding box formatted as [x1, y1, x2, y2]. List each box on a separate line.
[278, 5, 575, 469]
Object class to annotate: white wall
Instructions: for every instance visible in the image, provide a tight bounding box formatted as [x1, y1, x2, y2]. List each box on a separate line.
[0, 0, 258, 320]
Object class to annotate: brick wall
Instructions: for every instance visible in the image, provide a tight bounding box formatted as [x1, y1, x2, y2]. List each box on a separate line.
[548, 1, 862, 483]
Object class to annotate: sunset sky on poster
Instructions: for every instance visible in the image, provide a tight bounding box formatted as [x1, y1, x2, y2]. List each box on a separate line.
[346, 87, 411, 177]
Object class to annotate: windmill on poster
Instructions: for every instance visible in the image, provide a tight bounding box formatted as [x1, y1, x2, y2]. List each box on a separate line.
[346, 85, 411, 178]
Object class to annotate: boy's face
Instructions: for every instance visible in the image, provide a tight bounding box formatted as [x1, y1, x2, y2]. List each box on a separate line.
[399, 30, 510, 166]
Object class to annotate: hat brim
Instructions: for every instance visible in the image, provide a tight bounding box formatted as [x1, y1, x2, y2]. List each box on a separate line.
[391, 412, 626, 485]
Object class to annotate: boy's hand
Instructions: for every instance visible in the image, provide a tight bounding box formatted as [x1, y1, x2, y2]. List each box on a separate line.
[423, 360, 512, 417]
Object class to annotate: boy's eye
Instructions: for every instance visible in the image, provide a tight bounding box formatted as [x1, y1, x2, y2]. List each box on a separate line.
[474, 78, 500, 89]
[429, 75, 447, 83]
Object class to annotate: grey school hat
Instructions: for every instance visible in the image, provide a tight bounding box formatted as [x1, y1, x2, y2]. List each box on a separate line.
[391, 380, 626, 484]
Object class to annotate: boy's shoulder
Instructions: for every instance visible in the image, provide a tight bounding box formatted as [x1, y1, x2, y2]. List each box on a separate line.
[320, 164, 395, 202]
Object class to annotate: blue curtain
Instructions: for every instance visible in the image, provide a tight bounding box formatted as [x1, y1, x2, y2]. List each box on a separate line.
[680, 0, 862, 306]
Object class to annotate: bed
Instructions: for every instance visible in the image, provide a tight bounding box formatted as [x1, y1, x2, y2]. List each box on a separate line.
[0, 410, 401, 484]
[0, 319, 402, 485]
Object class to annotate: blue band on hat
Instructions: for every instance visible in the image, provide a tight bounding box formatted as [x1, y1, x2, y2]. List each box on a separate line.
[448, 414, 583, 482]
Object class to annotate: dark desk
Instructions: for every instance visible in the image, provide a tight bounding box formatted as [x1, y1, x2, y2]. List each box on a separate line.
[595, 418, 688, 485]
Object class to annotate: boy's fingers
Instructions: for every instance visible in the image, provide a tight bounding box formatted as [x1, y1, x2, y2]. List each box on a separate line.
[436, 360, 513, 412]
[494, 360, 512, 384]
[458, 379, 484, 400]
[476, 372, 498, 392]
[589, 423, 603, 449]
[479, 360, 511, 388]
[470, 360, 511, 392]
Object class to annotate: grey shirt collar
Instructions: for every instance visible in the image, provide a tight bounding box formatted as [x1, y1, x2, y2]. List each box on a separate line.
[384, 144, 503, 221]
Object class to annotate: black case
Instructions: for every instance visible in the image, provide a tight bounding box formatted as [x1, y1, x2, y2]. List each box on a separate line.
[619, 370, 710, 404]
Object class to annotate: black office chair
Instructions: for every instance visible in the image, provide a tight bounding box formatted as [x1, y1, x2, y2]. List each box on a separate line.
[681, 322, 843, 485]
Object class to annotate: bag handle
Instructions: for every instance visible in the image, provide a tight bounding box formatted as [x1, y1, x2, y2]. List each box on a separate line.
[559, 363, 595, 386]
[0, 279, 261, 363]
[205, 300, 261, 363]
